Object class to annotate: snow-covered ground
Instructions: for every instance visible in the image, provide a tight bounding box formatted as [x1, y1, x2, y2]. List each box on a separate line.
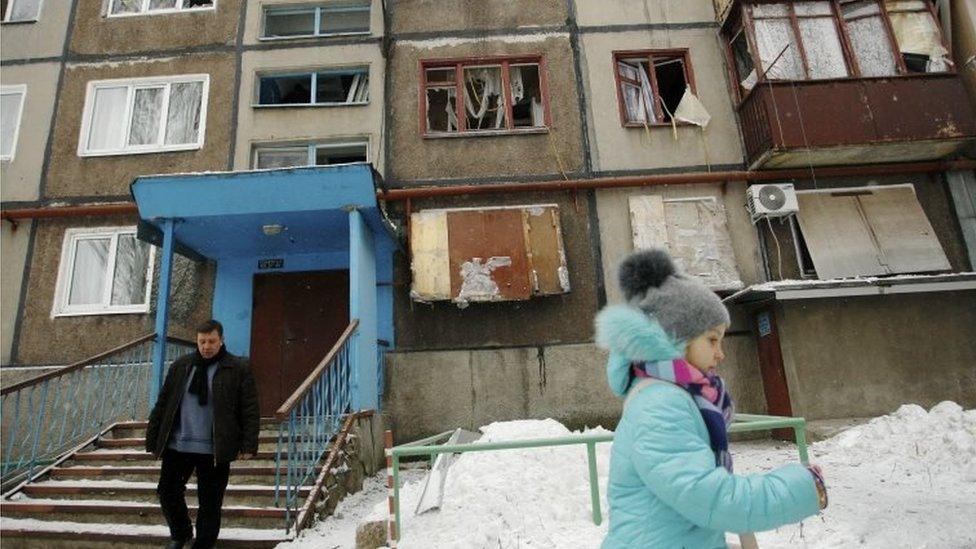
[282, 402, 976, 549]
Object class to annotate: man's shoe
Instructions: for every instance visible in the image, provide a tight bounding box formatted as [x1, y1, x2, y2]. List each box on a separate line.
[166, 540, 188, 549]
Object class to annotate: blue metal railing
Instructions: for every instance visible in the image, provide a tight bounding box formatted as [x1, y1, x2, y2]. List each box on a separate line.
[273, 319, 358, 531]
[0, 334, 195, 491]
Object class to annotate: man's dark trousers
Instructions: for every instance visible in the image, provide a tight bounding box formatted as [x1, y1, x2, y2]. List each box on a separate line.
[157, 448, 231, 549]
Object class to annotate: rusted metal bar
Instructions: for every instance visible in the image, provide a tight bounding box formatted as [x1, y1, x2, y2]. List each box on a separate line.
[0, 203, 138, 221]
[376, 159, 976, 201]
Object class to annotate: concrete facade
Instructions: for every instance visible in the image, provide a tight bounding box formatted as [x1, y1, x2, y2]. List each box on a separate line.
[0, 62, 60, 203]
[776, 291, 976, 419]
[0, 0, 71, 60]
[1, 221, 32, 365]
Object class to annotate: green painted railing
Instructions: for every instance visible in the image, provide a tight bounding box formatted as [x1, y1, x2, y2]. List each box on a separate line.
[386, 413, 809, 542]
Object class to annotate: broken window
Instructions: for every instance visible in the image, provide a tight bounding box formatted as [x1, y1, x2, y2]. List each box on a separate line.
[1, 85, 26, 161]
[729, 28, 758, 93]
[80, 75, 208, 156]
[253, 140, 368, 169]
[109, 0, 213, 16]
[2, 0, 41, 22]
[749, 2, 848, 80]
[53, 227, 154, 317]
[422, 58, 548, 135]
[884, 0, 951, 72]
[614, 50, 696, 125]
[258, 69, 368, 106]
[409, 205, 569, 306]
[629, 195, 743, 290]
[794, 184, 950, 279]
[263, 2, 370, 39]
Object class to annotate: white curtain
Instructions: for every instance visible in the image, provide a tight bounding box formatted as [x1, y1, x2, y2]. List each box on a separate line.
[87, 87, 128, 151]
[68, 238, 110, 306]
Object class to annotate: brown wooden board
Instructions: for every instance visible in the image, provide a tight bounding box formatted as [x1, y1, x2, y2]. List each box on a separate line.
[523, 206, 567, 295]
[754, 308, 794, 440]
[446, 209, 531, 301]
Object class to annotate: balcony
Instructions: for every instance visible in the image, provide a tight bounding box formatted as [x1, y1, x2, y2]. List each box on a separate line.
[738, 74, 976, 169]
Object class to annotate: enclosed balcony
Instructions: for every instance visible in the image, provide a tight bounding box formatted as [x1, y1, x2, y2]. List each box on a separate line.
[722, 0, 976, 169]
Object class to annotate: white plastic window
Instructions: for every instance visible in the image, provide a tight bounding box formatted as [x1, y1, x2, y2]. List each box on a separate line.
[2, 0, 42, 22]
[79, 75, 208, 157]
[109, 0, 214, 17]
[253, 140, 368, 169]
[1, 85, 26, 161]
[53, 227, 155, 317]
[263, 2, 370, 39]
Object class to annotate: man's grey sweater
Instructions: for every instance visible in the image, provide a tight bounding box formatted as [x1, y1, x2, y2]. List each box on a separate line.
[168, 364, 218, 455]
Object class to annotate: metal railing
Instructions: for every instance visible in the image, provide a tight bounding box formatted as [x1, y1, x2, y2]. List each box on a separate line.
[0, 333, 195, 490]
[386, 413, 810, 541]
[274, 319, 358, 531]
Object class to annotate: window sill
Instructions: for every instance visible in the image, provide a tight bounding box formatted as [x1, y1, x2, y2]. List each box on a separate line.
[257, 31, 371, 42]
[0, 19, 39, 25]
[423, 127, 550, 139]
[78, 143, 203, 158]
[53, 308, 150, 318]
[252, 102, 369, 109]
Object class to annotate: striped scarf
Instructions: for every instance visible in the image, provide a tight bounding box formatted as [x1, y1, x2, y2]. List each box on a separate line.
[632, 359, 735, 472]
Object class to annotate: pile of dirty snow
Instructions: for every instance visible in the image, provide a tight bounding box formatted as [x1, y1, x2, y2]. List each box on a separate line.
[280, 402, 976, 549]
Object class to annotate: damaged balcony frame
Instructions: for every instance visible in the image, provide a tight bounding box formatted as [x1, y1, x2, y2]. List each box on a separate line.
[419, 54, 552, 138]
[612, 49, 698, 128]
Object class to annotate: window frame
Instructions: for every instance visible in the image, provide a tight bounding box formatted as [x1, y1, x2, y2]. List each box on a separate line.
[1, 84, 27, 162]
[2, 0, 43, 23]
[52, 226, 156, 318]
[254, 67, 370, 108]
[251, 139, 370, 168]
[611, 49, 697, 128]
[419, 55, 551, 138]
[77, 74, 210, 158]
[726, 0, 952, 103]
[106, 0, 216, 19]
[260, 2, 371, 41]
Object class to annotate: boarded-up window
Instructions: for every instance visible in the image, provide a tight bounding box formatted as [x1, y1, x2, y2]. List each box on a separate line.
[795, 185, 950, 279]
[410, 205, 569, 306]
[629, 196, 743, 290]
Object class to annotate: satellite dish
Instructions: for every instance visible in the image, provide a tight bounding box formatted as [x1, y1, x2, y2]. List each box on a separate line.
[757, 185, 787, 211]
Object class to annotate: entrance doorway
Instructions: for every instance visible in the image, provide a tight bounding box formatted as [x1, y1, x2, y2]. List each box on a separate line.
[249, 270, 350, 416]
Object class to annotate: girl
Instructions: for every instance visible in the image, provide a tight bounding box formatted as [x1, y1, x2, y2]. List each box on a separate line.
[596, 249, 826, 548]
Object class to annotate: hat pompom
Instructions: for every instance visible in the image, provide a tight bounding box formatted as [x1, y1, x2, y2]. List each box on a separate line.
[618, 249, 676, 300]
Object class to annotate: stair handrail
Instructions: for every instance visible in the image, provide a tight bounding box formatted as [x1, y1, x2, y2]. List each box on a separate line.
[1, 333, 195, 396]
[274, 319, 359, 421]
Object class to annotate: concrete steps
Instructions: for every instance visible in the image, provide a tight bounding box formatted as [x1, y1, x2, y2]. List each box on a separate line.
[0, 419, 299, 548]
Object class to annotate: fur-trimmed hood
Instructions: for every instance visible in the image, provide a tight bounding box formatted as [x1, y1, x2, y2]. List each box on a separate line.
[595, 304, 683, 397]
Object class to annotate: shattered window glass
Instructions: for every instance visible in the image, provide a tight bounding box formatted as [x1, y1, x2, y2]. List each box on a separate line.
[110, 234, 151, 306]
[654, 57, 688, 121]
[463, 66, 506, 130]
[181, 0, 213, 8]
[798, 17, 849, 78]
[753, 18, 805, 79]
[68, 238, 111, 306]
[165, 81, 203, 145]
[128, 87, 164, 146]
[315, 142, 368, 164]
[618, 60, 650, 123]
[510, 64, 544, 128]
[730, 28, 757, 91]
[259, 74, 312, 104]
[426, 87, 457, 132]
[316, 71, 369, 103]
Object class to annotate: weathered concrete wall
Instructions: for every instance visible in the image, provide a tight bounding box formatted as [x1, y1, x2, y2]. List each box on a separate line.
[1, 62, 60, 202]
[596, 182, 763, 304]
[778, 291, 976, 419]
[575, 0, 716, 27]
[578, 28, 743, 172]
[387, 34, 585, 182]
[384, 335, 765, 444]
[0, 1, 71, 60]
[2, 222, 32, 365]
[243, 0, 385, 44]
[759, 175, 973, 280]
[69, 0, 239, 56]
[14, 215, 214, 366]
[234, 45, 386, 172]
[391, 191, 600, 350]
[44, 53, 236, 198]
[390, 0, 567, 35]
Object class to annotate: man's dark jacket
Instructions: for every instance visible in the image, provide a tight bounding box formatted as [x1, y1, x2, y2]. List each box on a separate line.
[145, 351, 260, 464]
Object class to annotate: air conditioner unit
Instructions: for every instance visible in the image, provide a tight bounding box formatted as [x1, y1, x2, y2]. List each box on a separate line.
[747, 183, 798, 223]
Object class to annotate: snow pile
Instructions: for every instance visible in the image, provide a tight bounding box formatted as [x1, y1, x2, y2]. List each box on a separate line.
[815, 401, 976, 481]
[378, 419, 612, 549]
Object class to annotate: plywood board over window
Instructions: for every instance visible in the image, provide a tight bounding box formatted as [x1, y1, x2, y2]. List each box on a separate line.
[795, 184, 951, 279]
[629, 195, 743, 291]
[410, 205, 569, 306]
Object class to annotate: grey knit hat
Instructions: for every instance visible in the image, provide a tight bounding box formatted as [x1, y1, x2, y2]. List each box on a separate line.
[618, 248, 730, 345]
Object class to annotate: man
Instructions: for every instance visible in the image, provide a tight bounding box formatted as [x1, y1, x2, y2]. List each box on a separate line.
[146, 319, 260, 549]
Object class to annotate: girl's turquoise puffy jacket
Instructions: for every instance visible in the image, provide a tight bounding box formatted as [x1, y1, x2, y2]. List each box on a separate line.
[596, 305, 820, 549]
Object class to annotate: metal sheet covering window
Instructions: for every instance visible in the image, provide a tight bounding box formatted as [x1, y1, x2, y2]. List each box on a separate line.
[409, 205, 569, 306]
[629, 196, 743, 290]
[795, 185, 950, 279]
